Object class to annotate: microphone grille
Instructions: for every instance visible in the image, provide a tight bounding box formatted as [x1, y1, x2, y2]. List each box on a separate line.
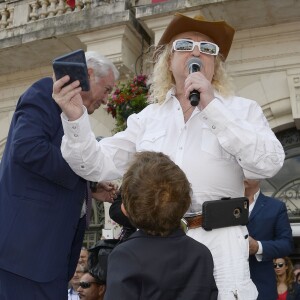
[187, 57, 202, 68]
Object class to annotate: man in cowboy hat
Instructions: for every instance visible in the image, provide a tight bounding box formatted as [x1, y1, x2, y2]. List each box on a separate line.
[53, 13, 285, 300]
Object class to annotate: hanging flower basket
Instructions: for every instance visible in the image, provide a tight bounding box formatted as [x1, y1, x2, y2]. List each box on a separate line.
[106, 74, 149, 133]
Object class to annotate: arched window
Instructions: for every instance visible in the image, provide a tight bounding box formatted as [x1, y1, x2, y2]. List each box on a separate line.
[261, 128, 300, 223]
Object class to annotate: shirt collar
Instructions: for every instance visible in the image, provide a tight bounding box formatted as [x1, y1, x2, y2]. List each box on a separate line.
[68, 287, 78, 295]
[252, 189, 260, 206]
[249, 189, 260, 216]
[164, 88, 224, 104]
[164, 87, 176, 104]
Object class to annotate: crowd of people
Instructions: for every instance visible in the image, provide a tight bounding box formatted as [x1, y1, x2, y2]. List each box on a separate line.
[0, 11, 298, 300]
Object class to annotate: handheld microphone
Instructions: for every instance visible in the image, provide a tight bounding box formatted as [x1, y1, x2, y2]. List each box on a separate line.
[187, 58, 202, 106]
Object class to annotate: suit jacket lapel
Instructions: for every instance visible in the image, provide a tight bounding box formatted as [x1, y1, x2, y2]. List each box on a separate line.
[249, 192, 267, 221]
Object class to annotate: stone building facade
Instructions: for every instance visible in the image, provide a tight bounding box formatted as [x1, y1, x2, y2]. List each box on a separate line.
[1, 0, 300, 254]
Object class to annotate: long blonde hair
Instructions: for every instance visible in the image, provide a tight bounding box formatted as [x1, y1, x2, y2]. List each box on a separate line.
[148, 44, 234, 104]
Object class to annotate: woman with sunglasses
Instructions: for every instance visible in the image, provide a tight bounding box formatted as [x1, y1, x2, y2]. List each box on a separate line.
[53, 13, 285, 300]
[274, 257, 300, 300]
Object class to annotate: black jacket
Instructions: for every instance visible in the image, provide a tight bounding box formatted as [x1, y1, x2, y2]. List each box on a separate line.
[104, 229, 218, 300]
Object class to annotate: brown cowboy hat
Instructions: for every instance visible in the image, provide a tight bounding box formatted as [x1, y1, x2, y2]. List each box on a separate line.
[158, 13, 235, 61]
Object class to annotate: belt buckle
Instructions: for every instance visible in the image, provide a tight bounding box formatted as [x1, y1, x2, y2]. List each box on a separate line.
[181, 214, 203, 232]
[181, 218, 189, 233]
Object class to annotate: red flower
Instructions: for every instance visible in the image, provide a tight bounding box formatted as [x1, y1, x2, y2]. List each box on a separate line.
[106, 75, 149, 133]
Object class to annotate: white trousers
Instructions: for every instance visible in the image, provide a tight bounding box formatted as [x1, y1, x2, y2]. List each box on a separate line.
[187, 225, 258, 300]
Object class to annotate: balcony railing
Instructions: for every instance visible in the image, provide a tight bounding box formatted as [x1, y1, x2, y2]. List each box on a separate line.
[0, 4, 12, 29]
[0, 0, 136, 30]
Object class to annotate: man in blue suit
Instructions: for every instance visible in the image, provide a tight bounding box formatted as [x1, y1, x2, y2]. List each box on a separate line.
[0, 52, 119, 299]
[245, 179, 294, 300]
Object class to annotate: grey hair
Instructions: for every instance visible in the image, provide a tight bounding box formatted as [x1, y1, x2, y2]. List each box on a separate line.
[85, 51, 120, 81]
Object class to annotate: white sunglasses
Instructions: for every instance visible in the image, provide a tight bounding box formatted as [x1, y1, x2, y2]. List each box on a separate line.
[172, 39, 219, 56]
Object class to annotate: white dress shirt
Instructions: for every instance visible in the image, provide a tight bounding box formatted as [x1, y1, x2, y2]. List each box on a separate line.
[68, 287, 79, 300]
[249, 189, 263, 260]
[248, 190, 260, 216]
[60, 90, 284, 300]
[61, 90, 284, 213]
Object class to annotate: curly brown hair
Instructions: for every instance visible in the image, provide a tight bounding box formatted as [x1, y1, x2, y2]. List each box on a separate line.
[121, 151, 191, 236]
[275, 257, 295, 291]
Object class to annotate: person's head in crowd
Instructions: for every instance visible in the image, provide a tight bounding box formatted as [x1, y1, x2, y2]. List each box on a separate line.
[87, 239, 118, 282]
[121, 151, 191, 237]
[293, 263, 300, 279]
[69, 263, 85, 292]
[78, 247, 89, 269]
[274, 257, 295, 289]
[78, 239, 117, 299]
[77, 271, 105, 300]
[81, 51, 119, 115]
[148, 13, 235, 104]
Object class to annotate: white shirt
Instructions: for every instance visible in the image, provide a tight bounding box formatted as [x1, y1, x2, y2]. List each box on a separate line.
[61, 90, 284, 215]
[248, 190, 260, 216]
[68, 288, 79, 300]
[60, 90, 284, 299]
[249, 189, 263, 259]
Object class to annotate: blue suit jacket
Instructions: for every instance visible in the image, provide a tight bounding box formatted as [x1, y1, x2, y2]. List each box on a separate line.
[247, 192, 293, 300]
[0, 77, 87, 282]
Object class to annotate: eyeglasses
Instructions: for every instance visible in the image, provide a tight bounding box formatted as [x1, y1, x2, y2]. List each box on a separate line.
[273, 262, 285, 269]
[172, 39, 219, 56]
[79, 281, 104, 289]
